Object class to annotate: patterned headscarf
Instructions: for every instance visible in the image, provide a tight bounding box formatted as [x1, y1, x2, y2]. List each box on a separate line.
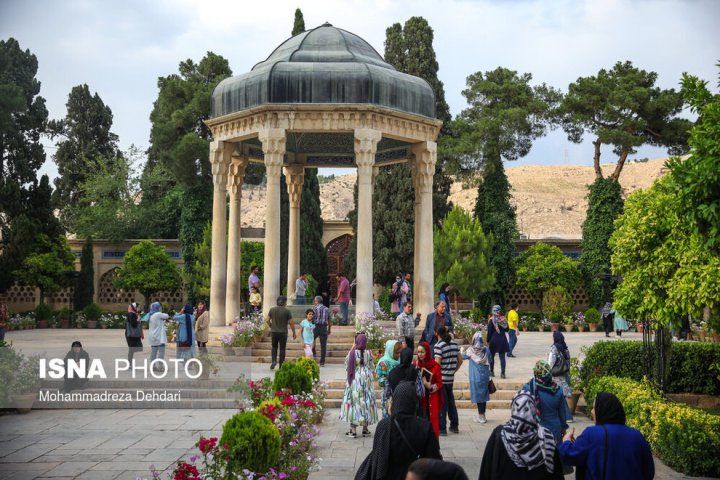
[376, 340, 400, 378]
[501, 391, 557, 473]
[490, 305, 502, 333]
[466, 331, 489, 365]
[528, 360, 559, 421]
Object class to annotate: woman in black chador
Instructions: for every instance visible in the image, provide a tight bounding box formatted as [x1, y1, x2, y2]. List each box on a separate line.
[61, 340, 90, 393]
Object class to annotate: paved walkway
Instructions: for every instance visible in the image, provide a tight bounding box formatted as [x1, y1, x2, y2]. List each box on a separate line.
[0, 328, 708, 479]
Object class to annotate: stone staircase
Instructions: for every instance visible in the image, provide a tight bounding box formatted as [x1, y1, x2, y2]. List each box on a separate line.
[323, 379, 523, 410]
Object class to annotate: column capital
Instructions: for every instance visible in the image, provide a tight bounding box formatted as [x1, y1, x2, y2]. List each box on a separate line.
[259, 128, 286, 178]
[283, 164, 305, 207]
[411, 141, 437, 193]
[210, 141, 233, 187]
[228, 154, 248, 196]
[355, 129, 381, 183]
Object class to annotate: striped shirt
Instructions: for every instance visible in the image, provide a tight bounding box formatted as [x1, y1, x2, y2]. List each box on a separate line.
[313, 304, 330, 326]
[434, 340, 460, 384]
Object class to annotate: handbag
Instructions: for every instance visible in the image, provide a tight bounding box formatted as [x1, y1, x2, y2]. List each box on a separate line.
[551, 350, 570, 376]
[488, 378, 497, 394]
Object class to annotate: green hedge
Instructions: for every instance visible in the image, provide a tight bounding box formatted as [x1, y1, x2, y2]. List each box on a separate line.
[580, 340, 720, 395]
[585, 376, 720, 476]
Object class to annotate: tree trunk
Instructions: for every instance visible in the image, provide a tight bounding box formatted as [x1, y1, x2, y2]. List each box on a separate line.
[611, 149, 630, 182]
[593, 139, 603, 178]
[143, 292, 151, 314]
[39, 289, 46, 305]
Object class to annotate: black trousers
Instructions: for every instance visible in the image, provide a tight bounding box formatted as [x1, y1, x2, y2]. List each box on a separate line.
[271, 332, 288, 366]
[312, 324, 328, 364]
[125, 336, 143, 362]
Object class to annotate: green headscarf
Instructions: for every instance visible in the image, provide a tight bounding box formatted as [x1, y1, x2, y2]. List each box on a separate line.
[376, 340, 400, 377]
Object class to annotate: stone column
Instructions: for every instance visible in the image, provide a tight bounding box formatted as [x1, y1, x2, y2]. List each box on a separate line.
[259, 129, 286, 318]
[411, 159, 422, 313]
[354, 129, 382, 316]
[225, 153, 248, 322]
[284, 165, 304, 305]
[411, 141, 437, 325]
[209, 141, 232, 326]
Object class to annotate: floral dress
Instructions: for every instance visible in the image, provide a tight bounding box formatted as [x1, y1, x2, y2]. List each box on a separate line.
[340, 349, 378, 426]
[376, 360, 396, 418]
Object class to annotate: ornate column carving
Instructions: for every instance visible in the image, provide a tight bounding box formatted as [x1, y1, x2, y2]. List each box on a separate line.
[225, 153, 248, 322]
[284, 164, 304, 304]
[411, 141, 437, 325]
[209, 140, 233, 326]
[259, 128, 286, 317]
[354, 128, 382, 316]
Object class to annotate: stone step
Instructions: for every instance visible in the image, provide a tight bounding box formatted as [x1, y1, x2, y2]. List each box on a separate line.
[322, 398, 512, 409]
[323, 388, 518, 401]
[253, 355, 346, 364]
[324, 380, 525, 391]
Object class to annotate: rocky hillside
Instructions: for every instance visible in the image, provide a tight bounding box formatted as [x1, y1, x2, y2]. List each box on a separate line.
[240, 158, 670, 238]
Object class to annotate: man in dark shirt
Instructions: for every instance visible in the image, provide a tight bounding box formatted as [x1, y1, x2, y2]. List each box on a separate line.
[421, 301, 454, 349]
[312, 295, 331, 366]
[266, 296, 296, 369]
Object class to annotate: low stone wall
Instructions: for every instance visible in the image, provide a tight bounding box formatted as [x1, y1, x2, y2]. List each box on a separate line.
[667, 393, 720, 409]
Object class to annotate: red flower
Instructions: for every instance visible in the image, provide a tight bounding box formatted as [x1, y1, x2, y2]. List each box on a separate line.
[223, 443, 230, 450]
[197, 436, 217, 455]
[173, 461, 200, 480]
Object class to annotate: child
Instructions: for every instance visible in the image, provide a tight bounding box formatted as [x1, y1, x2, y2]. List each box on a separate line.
[300, 309, 315, 358]
[249, 286, 262, 313]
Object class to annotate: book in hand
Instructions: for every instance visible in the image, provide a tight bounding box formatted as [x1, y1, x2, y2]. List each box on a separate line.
[421, 367, 433, 383]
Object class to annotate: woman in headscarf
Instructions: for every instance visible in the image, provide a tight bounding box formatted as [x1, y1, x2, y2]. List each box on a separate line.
[414, 340, 443, 438]
[522, 360, 570, 446]
[486, 305, 509, 379]
[174, 304, 195, 362]
[340, 333, 378, 438]
[388, 347, 422, 397]
[558, 393, 654, 480]
[611, 306, 629, 337]
[407, 459, 468, 480]
[438, 283, 451, 314]
[194, 301, 209, 353]
[461, 331, 491, 424]
[548, 331, 573, 422]
[479, 391, 563, 480]
[601, 302, 613, 338]
[354, 381, 441, 480]
[376, 340, 402, 418]
[125, 302, 144, 362]
[62, 341, 91, 393]
[147, 302, 169, 372]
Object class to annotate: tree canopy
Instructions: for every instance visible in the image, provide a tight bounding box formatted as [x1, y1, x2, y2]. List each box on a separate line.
[560, 60, 691, 181]
[292, 8, 305, 35]
[610, 175, 720, 326]
[113, 240, 182, 311]
[434, 206, 494, 301]
[15, 234, 75, 304]
[514, 242, 582, 311]
[666, 66, 720, 252]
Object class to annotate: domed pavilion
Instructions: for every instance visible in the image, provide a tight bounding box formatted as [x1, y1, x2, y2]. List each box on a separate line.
[205, 23, 442, 325]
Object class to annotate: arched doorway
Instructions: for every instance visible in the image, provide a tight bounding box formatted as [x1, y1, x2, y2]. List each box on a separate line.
[326, 234, 353, 294]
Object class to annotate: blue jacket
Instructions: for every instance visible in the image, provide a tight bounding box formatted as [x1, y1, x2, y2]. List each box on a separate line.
[421, 310, 453, 347]
[558, 424, 654, 480]
[522, 381, 569, 444]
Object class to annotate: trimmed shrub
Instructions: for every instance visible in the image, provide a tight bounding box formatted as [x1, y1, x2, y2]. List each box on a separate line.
[273, 360, 313, 395]
[220, 411, 281, 475]
[295, 356, 320, 382]
[543, 286, 573, 322]
[585, 376, 720, 476]
[82, 303, 103, 322]
[580, 340, 720, 395]
[584, 307, 600, 325]
[34, 303, 53, 321]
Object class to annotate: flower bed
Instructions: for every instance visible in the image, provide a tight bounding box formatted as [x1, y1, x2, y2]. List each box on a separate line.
[226, 313, 265, 347]
[354, 312, 393, 351]
[585, 376, 720, 476]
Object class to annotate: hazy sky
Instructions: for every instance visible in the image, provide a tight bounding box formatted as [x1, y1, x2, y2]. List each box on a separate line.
[2, 0, 718, 180]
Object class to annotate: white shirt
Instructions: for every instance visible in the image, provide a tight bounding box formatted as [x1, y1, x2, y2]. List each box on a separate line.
[295, 278, 308, 296]
[148, 312, 169, 346]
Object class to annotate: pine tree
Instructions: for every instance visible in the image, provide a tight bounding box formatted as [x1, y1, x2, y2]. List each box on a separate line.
[292, 8, 305, 35]
[74, 238, 94, 310]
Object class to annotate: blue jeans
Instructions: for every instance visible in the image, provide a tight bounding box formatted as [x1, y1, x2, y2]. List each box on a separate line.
[439, 382, 458, 431]
[340, 302, 349, 325]
[508, 329, 517, 355]
[295, 296, 306, 305]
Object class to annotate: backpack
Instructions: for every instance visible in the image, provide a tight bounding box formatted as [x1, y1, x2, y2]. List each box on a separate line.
[551, 348, 570, 376]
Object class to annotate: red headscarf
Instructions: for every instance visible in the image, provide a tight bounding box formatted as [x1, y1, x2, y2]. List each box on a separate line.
[415, 341, 440, 371]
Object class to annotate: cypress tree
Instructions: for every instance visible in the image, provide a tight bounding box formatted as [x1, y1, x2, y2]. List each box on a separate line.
[292, 8, 305, 35]
[580, 177, 624, 307]
[74, 238, 94, 310]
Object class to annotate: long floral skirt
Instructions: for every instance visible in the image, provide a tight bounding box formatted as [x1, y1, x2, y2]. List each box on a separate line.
[339, 370, 378, 426]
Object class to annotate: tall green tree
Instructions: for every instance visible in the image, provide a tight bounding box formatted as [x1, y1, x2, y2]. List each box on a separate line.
[452, 67, 559, 308]
[560, 60, 691, 181]
[514, 242, 582, 313]
[114, 240, 182, 311]
[49, 84, 120, 227]
[15, 234, 75, 305]
[292, 8, 305, 35]
[579, 177, 624, 307]
[667, 66, 720, 252]
[0, 38, 50, 294]
[74, 238, 94, 310]
[148, 52, 231, 301]
[434, 206, 494, 301]
[186, 222, 212, 302]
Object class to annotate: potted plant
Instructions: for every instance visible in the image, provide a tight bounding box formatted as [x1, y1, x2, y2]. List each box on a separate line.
[219, 332, 235, 356]
[544, 286, 573, 332]
[74, 312, 87, 329]
[83, 303, 102, 329]
[637, 319, 645, 333]
[232, 320, 254, 356]
[34, 303, 52, 329]
[538, 317, 548, 332]
[519, 315, 529, 332]
[10, 354, 42, 413]
[566, 357, 583, 415]
[574, 312, 586, 332]
[563, 315, 574, 333]
[585, 307, 600, 332]
[56, 307, 71, 328]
